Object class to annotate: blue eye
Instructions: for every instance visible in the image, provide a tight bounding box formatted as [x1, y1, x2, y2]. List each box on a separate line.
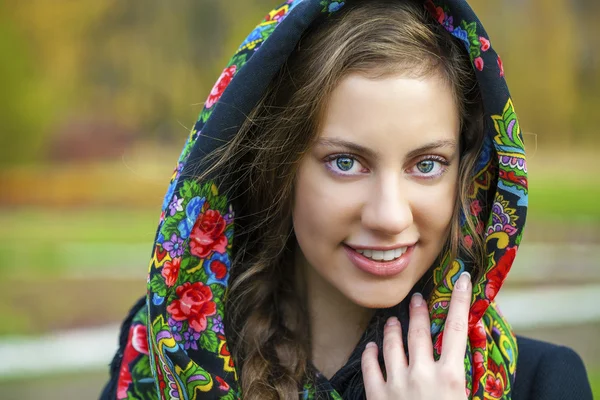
[324, 154, 366, 176]
[416, 160, 435, 174]
[336, 157, 354, 171]
[410, 157, 449, 178]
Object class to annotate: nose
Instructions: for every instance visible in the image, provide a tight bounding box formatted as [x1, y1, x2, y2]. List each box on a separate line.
[361, 174, 413, 236]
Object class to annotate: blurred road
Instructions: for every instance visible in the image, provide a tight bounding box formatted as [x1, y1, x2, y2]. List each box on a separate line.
[1, 284, 598, 380]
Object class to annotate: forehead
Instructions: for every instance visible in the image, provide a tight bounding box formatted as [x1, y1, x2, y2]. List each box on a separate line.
[318, 73, 460, 151]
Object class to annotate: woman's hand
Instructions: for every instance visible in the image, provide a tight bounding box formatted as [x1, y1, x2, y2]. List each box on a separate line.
[361, 272, 472, 400]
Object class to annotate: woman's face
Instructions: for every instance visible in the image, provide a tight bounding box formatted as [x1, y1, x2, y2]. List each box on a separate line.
[292, 72, 460, 309]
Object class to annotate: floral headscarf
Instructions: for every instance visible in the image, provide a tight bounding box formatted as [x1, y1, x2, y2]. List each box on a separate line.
[105, 0, 527, 399]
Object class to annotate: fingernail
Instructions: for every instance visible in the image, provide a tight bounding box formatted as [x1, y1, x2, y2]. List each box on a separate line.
[411, 292, 424, 307]
[366, 342, 377, 349]
[386, 316, 400, 327]
[456, 272, 471, 291]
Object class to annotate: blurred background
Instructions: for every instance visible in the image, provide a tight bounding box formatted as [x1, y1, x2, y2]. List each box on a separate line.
[0, 0, 598, 398]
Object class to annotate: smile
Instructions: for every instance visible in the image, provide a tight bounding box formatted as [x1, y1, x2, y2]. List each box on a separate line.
[343, 244, 416, 277]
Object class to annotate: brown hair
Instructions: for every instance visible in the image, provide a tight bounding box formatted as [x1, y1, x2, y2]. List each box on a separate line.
[197, 0, 485, 398]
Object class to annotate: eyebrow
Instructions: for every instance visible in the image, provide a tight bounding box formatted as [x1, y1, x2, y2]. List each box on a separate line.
[316, 137, 458, 159]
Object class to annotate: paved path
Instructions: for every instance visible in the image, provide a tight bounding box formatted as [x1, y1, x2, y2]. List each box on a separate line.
[496, 284, 600, 328]
[0, 284, 598, 379]
[508, 243, 600, 284]
[0, 324, 120, 379]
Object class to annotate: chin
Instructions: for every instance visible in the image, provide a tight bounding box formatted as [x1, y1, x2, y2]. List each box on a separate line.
[344, 286, 409, 309]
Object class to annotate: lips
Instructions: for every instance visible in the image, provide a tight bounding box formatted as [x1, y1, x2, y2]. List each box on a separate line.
[343, 244, 415, 277]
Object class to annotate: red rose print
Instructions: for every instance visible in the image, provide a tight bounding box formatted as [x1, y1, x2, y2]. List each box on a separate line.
[485, 360, 506, 399]
[167, 282, 217, 332]
[210, 260, 228, 280]
[161, 257, 181, 287]
[470, 199, 482, 216]
[117, 324, 147, 399]
[472, 350, 486, 394]
[469, 323, 488, 395]
[117, 363, 133, 399]
[469, 299, 489, 326]
[474, 57, 484, 71]
[476, 220, 484, 234]
[131, 324, 149, 355]
[424, 0, 444, 22]
[190, 209, 228, 258]
[206, 65, 237, 109]
[435, 8, 445, 23]
[464, 235, 473, 249]
[470, 321, 487, 350]
[498, 55, 504, 77]
[485, 247, 516, 300]
[433, 331, 444, 355]
[215, 376, 230, 391]
[470, 323, 488, 395]
[424, 0, 437, 16]
[485, 375, 504, 398]
[479, 36, 490, 51]
[484, 281, 501, 302]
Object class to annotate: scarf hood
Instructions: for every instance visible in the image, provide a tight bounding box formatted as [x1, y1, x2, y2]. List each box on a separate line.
[115, 1, 528, 399]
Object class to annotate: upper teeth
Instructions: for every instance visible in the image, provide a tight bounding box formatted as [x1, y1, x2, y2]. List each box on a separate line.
[356, 247, 407, 261]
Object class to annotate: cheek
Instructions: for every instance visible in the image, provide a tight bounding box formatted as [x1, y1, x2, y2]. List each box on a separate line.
[411, 177, 458, 238]
[292, 161, 359, 250]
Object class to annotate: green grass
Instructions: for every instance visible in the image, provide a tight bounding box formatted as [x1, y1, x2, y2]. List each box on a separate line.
[0, 208, 157, 277]
[0, 278, 145, 336]
[590, 368, 600, 399]
[0, 208, 158, 243]
[0, 370, 109, 399]
[528, 176, 600, 221]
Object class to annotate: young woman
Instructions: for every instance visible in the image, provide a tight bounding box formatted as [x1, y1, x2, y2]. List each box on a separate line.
[101, 0, 592, 399]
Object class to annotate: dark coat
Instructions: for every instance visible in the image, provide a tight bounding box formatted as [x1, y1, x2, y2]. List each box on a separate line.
[513, 336, 593, 400]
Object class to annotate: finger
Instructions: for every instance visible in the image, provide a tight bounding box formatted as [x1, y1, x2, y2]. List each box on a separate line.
[383, 316, 408, 381]
[362, 342, 385, 398]
[440, 271, 472, 364]
[407, 292, 434, 366]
